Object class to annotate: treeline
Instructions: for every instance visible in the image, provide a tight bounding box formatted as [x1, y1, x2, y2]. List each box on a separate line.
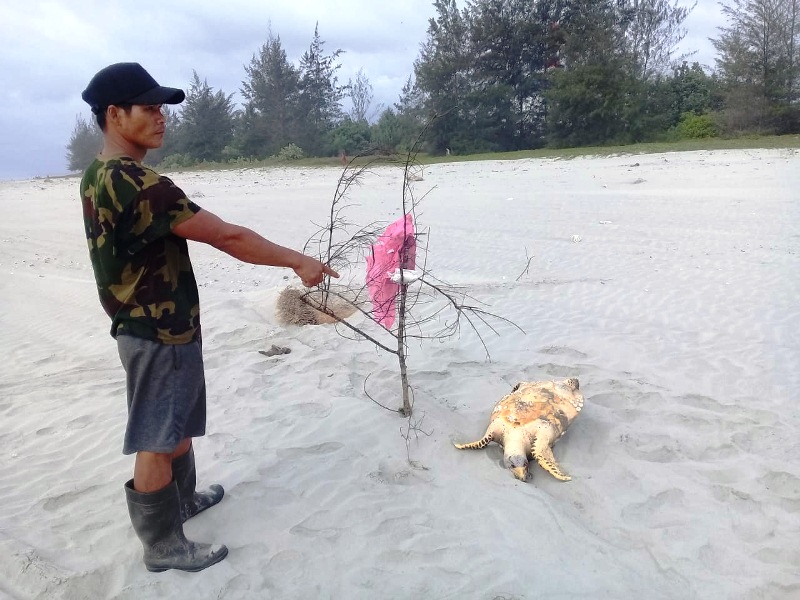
[67, 0, 800, 171]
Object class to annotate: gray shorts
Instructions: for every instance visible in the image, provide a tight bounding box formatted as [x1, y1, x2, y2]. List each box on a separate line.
[117, 335, 207, 455]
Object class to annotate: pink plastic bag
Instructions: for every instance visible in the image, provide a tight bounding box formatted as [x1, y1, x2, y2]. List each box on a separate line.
[366, 214, 416, 328]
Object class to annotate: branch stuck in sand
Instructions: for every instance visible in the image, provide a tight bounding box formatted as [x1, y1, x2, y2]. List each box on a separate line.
[298, 120, 522, 418]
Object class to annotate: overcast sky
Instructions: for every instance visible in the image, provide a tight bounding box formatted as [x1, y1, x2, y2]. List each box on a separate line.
[0, 0, 725, 181]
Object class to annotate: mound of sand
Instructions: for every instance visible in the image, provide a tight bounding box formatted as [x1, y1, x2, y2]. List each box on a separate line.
[275, 286, 359, 326]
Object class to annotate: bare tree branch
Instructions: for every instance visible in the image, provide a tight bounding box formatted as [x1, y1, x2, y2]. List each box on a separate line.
[516, 247, 533, 281]
[363, 372, 402, 414]
[298, 117, 522, 418]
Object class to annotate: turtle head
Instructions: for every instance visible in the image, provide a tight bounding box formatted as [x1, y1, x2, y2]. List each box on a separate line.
[511, 466, 529, 481]
[505, 454, 529, 481]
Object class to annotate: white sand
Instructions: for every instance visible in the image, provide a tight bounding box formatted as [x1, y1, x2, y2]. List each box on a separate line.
[1, 149, 798, 599]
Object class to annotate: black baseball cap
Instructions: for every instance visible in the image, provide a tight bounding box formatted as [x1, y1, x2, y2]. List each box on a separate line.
[82, 62, 185, 113]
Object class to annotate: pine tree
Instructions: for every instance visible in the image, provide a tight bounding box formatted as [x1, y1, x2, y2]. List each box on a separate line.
[624, 0, 694, 81]
[413, 0, 472, 153]
[713, 0, 800, 133]
[66, 114, 103, 171]
[545, 0, 635, 146]
[466, 0, 556, 149]
[240, 29, 302, 158]
[348, 68, 375, 123]
[297, 23, 346, 154]
[177, 72, 235, 162]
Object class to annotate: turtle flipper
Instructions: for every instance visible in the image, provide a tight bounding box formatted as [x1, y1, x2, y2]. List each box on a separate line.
[454, 432, 493, 450]
[532, 428, 571, 481]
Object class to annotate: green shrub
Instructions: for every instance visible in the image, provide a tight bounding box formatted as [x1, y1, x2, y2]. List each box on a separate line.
[327, 119, 372, 156]
[676, 112, 717, 139]
[224, 156, 260, 167]
[158, 153, 194, 170]
[276, 143, 305, 161]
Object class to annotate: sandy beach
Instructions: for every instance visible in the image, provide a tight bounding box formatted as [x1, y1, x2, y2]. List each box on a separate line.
[1, 148, 798, 599]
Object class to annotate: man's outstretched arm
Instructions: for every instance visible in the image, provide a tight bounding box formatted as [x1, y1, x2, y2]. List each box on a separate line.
[172, 209, 338, 287]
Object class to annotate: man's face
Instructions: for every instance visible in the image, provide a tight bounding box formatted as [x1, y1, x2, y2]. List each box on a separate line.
[111, 104, 166, 151]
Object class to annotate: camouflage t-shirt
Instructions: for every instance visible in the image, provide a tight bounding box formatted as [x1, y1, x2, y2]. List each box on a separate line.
[80, 156, 202, 344]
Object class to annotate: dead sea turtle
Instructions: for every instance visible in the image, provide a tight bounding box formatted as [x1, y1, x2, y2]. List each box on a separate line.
[454, 378, 583, 481]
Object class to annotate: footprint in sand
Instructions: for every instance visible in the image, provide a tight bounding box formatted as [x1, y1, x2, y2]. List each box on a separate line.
[42, 485, 102, 512]
[290, 511, 341, 540]
[760, 471, 800, 504]
[275, 442, 343, 460]
[66, 415, 91, 430]
[620, 488, 685, 527]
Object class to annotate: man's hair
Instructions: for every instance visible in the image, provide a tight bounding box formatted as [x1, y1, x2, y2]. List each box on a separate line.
[96, 104, 133, 131]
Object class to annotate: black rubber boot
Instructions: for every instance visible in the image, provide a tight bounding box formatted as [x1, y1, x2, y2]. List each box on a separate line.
[124, 479, 228, 572]
[171, 446, 224, 523]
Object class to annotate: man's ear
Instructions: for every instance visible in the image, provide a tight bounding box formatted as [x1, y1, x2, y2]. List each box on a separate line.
[106, 105, 122, 127]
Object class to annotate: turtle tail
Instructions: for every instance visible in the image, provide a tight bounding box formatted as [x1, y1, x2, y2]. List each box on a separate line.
[454, 433, 493, 450]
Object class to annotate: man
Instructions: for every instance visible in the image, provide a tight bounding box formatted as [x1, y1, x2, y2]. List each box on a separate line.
[80, 62, 338, 573]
